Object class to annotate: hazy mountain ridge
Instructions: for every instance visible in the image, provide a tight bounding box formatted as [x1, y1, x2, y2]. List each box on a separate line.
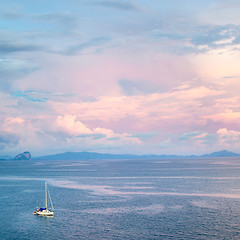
[1, 150, 240, 161]
[33, 150, 240, 160]
[201, 150, 240, 157]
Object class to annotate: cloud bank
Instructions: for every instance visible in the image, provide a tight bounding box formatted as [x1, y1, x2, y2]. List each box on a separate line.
[1, 0, 240, 156]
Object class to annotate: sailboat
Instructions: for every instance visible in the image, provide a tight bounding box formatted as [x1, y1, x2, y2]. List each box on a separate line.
[34, 181, 54, 216]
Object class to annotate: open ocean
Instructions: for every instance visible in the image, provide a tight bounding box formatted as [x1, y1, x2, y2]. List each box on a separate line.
[1, 157, 240, 239]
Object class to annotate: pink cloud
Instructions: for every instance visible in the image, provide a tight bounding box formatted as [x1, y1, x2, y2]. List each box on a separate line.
[207, 110, 240, 124]
[50, 85, 223, 134]
[15, 48, 195, 98]
[2, 37, 240, 155]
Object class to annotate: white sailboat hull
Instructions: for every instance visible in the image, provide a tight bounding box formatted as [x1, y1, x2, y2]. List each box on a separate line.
[34, 209, 54, 216]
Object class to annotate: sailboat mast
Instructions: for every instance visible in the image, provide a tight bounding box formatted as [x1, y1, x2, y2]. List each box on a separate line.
[45, 181, 47, 209]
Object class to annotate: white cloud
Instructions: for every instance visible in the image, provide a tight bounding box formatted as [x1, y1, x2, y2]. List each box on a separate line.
[217, 128, 240, 144]
[56, 114, 140, 142]
[56, 115, 92, 135]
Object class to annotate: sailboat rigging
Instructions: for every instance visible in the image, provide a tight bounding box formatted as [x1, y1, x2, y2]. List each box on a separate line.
[34, 181, 54, 216]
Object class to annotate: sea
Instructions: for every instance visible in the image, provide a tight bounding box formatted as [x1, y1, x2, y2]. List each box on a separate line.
[1, 157, 240, 239]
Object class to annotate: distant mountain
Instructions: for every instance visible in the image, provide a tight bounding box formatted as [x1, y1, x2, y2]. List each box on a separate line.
[1, 150, 240, 161]
[34, 151, 182, 160]
[34, 151, 147, 160]
[33, 150, 240, 160]
[201, 150, 240, 158]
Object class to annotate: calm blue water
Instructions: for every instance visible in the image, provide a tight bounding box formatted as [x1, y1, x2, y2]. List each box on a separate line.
[1, 157, 240, 239]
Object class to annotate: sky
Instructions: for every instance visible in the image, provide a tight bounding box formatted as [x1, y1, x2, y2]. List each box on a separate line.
[1, 0, 240, 157]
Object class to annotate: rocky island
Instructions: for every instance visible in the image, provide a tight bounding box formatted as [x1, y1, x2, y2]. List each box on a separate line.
[14, 151, 31, 160]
